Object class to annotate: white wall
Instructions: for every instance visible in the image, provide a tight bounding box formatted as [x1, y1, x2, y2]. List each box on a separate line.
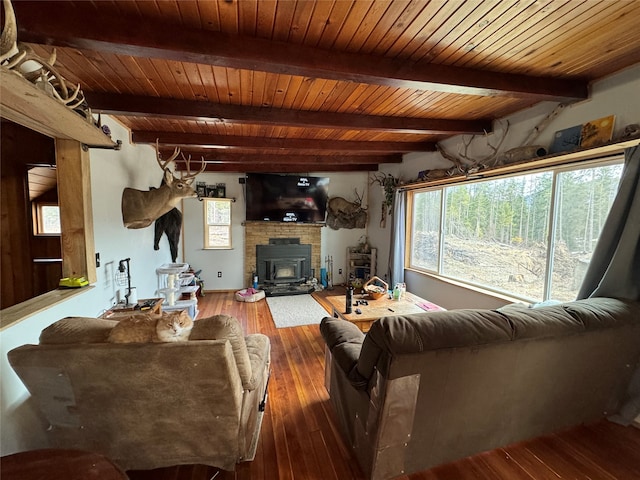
[182, 171, 370, 290]
[370, 64, 640, 307]
[1, 118, 177, 455]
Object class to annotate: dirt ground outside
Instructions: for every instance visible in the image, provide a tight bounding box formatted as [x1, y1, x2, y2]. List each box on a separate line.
[412, 234, 589, 303]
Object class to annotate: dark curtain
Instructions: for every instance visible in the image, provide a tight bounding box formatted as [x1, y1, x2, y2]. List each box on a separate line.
[577, 145, 640, 301]
[388, 189, 406, 287]
[576, 145, 640, 426]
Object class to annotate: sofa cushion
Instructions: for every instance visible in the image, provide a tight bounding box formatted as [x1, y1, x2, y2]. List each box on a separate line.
[39, 317, 118, 344]
[562, 297, 640, 329]
[190, 314, 254, 390]
[319, 317, 368, 389]
[320, 317, 365, 379]
[356, 309, 513, 381]
[496, 304, 585, 340]
[371, 309, 513, 353]
[320, 316, 365, 349]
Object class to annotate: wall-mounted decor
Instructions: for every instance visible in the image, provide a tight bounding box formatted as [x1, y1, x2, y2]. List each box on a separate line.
[196, 181, 207, 197]
[549, 124, 583, 154]
[121, 142, 204, 229]
[205, 184, 226, 198]
[581, 115, 615, 148]
[370, 173, 399, 228]
[326, 191, 367, 230]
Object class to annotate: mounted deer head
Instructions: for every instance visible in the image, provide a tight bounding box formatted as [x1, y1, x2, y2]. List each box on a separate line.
[326, 189, 367, 230]
[121, 141, 205, 229]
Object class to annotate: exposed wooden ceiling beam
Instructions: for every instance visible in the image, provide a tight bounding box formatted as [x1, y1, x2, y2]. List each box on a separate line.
[168, 152, 402, 165]
[134, 131, 436, 153]
[16, 7, 588, 101]
[182, 163, 379, 173]
[86, 93, 490, 135]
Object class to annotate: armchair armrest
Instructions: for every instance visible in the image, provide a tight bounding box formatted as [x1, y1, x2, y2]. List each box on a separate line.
[320, 317, 368, 389]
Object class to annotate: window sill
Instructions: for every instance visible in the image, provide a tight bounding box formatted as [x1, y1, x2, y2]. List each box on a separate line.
[405, 267, 530, 305]
[0, 286, 94, 331]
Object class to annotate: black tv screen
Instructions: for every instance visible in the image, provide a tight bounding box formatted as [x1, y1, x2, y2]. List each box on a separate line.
[245, 173, 330, 223]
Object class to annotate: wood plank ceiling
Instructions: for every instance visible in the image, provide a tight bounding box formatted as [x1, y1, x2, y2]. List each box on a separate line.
[9, 0, 640, 173]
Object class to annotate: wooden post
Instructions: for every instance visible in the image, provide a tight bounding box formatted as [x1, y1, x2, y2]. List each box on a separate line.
[56, 139, 97, 284]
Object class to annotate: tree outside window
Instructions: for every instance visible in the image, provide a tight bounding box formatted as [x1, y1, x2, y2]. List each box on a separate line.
[408, 159, 623, 303]
[204, 198, 232, 249]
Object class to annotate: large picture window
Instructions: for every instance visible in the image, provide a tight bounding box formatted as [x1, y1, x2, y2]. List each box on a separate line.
[203, 198, 232, 249]
[408, 159, 623, 302]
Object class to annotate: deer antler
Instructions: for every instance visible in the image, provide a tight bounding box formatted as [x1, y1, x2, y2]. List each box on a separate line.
[435, 144, 465, 173]
[155, 139, 180, 172]
[0, 0, 18, 63]
[436, 120, 510, 170]
[179, 152, 206, 184]
[353, 188, 367, 210]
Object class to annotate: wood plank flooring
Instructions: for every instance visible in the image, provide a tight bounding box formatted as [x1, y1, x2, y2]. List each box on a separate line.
[127, 290, 640, 480]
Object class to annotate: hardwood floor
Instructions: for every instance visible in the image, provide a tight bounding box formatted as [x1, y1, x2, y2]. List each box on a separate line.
[127, 290, 640, 480]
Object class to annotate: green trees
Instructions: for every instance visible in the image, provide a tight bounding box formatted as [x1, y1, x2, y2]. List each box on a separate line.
[409, 162, 623, 302]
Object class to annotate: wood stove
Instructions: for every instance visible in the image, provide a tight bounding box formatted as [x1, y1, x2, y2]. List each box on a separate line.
[256, 239, 314, 296]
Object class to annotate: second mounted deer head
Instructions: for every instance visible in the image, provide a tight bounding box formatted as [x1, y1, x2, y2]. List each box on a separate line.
[121, 141, 206, 229]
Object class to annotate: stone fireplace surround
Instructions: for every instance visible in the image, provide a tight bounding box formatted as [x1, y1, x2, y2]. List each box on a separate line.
[244, 222, 322, 289]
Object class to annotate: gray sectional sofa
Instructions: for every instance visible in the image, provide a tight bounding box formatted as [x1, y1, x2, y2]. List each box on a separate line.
[320, 297, 640, 480]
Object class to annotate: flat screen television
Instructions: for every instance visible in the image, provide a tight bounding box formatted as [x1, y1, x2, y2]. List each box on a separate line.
[245, 173, 330, 223]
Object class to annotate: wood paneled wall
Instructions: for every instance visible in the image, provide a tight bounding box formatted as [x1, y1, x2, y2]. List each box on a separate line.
[0, 120, 59, 309]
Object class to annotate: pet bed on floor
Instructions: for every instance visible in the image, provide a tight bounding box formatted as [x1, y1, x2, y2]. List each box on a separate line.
[235, 288, 265, 303]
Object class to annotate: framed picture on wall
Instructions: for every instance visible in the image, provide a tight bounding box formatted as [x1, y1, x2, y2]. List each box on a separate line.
[196, 181, 207, 197]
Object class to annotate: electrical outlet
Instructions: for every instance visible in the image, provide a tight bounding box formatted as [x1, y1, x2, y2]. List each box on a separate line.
[218, 271, 222, 278]
[338, 268, 343, 275]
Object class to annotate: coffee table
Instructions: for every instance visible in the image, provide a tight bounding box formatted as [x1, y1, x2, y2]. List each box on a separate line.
[326, 290, 444, 332]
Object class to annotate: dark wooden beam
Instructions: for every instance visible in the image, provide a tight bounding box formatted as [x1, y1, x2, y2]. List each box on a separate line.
[170, 153, 402, 165]
[134, 131, 436, 153]
[86, 93, 489, 135]
[183, 163, 379, 173]
[16, 6, 588, 101]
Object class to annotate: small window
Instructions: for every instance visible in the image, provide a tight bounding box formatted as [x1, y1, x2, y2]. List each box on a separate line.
[203, 198, 232, 249]
[33, 203, 61, 235]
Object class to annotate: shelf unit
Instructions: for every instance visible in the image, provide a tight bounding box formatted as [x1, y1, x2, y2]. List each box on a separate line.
[400, 136, 640, 191]
[346, 247, 377, 287]
[0, 68, 116, 147]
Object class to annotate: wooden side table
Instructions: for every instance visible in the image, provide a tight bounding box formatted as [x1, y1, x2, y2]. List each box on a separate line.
[1, 448, 128, 480]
